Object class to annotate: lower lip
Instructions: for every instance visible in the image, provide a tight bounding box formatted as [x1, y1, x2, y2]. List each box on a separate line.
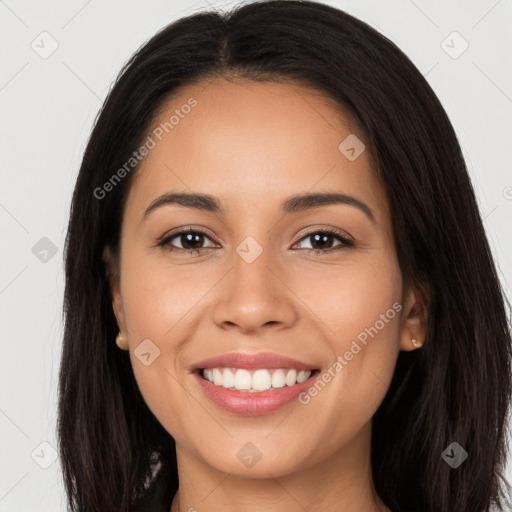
[193, 370, 318, 416]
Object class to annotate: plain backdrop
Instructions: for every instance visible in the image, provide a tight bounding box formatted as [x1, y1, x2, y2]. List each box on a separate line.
[1, 0, 511, 510]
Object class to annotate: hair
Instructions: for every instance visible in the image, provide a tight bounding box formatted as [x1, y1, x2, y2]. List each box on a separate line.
[58, 1, 512, 511]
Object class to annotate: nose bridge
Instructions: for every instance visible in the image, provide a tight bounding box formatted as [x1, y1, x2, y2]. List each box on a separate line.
[231, 233, 278, 303]
[233, 234, 275, 293]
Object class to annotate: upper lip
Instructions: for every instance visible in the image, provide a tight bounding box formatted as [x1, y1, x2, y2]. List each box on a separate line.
[191, 352, 318, 371]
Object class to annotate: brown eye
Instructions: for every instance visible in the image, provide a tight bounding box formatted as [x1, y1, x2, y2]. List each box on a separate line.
[158, 229, 217, 253]
[294, 229, 354, 254]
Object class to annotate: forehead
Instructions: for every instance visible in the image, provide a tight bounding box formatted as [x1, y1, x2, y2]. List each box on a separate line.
[125, 77, 385, 220]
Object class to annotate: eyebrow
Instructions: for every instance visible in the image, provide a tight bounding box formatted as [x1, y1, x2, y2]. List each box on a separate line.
[142, 191, 376, 223]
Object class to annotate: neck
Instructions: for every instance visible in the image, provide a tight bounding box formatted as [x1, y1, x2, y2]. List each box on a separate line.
[169, 422, 389, 512]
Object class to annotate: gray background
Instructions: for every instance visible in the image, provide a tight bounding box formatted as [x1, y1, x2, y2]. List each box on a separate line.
[1, 0, 511, 509]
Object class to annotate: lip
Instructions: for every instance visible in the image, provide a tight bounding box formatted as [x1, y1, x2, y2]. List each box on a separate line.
[193, 369, 320, 416]
[190, 352, 317, 371]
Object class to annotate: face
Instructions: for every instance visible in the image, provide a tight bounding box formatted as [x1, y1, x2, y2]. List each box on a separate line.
[107, 77, 425, 478]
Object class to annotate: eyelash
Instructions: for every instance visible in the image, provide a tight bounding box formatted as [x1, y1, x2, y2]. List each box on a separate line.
[156, 227, 354, 256]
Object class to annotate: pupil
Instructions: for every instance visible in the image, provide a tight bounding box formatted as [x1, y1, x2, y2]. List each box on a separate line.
[182, 233, 203, 250]
[311, 233, 332, 250]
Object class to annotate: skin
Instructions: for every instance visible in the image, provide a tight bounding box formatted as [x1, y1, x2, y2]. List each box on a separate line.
[106, 77, 427, 512]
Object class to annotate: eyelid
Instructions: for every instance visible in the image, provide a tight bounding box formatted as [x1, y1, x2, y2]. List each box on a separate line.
[294, 225, 354, 244]
[156, 225, 221, 246]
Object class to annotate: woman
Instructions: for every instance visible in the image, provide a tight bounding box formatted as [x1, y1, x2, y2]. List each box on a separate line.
[58, 1, 512, 511]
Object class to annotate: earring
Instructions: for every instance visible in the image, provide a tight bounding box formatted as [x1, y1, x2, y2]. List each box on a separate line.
[411, 338, 422, 349]
[116, 331, 128, 350]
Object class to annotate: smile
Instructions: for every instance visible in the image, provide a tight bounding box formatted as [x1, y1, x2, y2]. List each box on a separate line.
[190, 352, 320, 415]
[194, 367, 320, 416]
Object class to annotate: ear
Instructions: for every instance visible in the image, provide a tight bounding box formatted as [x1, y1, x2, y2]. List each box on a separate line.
[102, 245, 128, 350]
[399, 279, 429, 352]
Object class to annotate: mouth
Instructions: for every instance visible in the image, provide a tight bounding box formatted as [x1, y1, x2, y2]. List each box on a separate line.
[193, 367, 321, 416]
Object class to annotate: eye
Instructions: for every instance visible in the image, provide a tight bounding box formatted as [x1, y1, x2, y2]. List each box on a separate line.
[157, 227, 354, 256]
[293, 229, 354, 255]
[157, 227, 218, 255]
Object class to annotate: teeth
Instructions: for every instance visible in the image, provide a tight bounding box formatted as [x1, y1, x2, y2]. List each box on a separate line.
[212, 368, 223, 386]
[297, 370, 310, 383]
[202, 367, 312, 392]
[222, 368, 235, 389]
[234, 369, 252, 390]
[271, 369, 286, 388]
[252, 369, 272, 391]
[285, 369, 297, 386]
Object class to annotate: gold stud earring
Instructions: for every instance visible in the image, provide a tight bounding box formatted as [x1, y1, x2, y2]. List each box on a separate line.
[116, 331, 128, 350]
[411, 338, 422, 349]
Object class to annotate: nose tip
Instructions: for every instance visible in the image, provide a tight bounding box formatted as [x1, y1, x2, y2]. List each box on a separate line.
[212, 255, 298, 334]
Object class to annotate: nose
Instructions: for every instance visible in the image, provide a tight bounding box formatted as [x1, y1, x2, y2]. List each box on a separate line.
[212, 242, 298, 335]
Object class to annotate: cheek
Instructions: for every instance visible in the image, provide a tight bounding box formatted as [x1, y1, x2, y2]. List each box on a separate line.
[290, 252, 402, 348]
[120, 251, 212, 342]
[117, 252, 211, 432]
[288, 256, 402, 430]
